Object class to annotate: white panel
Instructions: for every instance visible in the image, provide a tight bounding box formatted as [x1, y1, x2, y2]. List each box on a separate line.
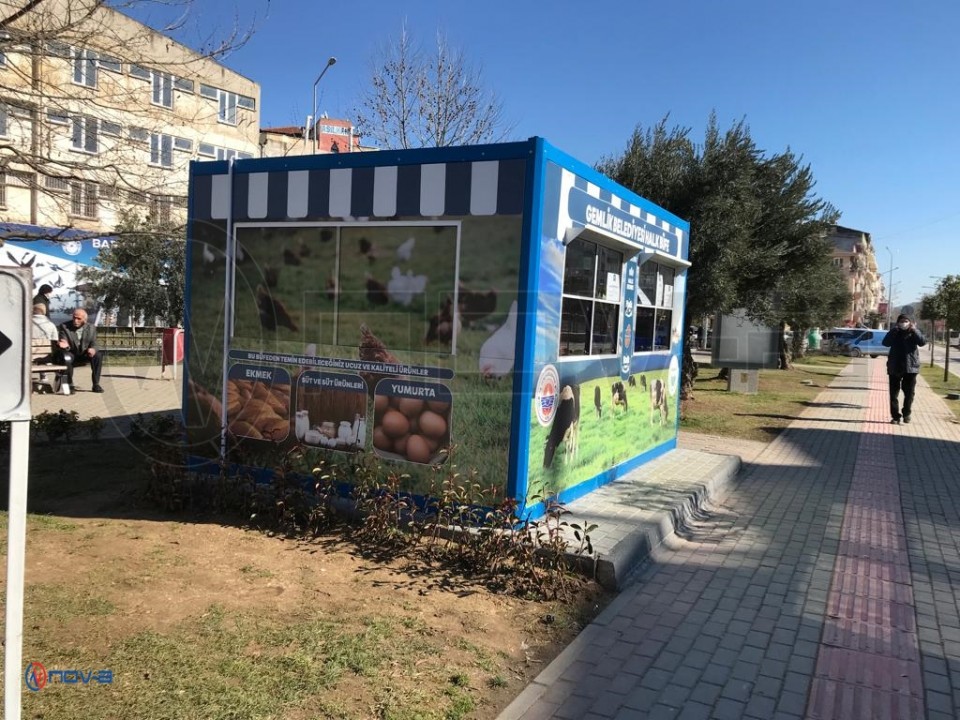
[329, 168, 352, 218]
[420, 163, 446, 216]
[287, 170, 309, 218]
[247, 172, 268, 219]
[211, 174, 230, 219]
[373, 166, 398, 217]
[470, 161, 499, 215]
[586, 182, 601, 198]
[628, 204, 642, 218]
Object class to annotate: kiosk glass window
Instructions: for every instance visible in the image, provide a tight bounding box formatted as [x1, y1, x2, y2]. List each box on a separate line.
[559, 237, 622, 356]
[634, 261, 676, 352]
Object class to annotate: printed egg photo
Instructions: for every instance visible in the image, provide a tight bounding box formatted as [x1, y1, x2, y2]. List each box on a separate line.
[372, 388, 453, 465]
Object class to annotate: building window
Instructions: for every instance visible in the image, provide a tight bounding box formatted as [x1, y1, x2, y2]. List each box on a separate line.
[70, 181, 98, 219]
[44, 175, 70, 193]
[174, 77, 194, 93]
[71, 116, 99, 154]
[0, 106, 7, 137]
[634, 261, 676, 352]
[558, 238, 623, 357]
[149, 195, 172, 224]
[218, 90, 238, 125]
[150, 133, 174, 167]
[0, 172, 6, 208]
[129, 63, 151, 80]
[47, 109, 69, 125]
[152, 72, 173, 108]
[72, 48, 97, 88]
[215, 147, 238, 161]
[98, 54, 121, 73]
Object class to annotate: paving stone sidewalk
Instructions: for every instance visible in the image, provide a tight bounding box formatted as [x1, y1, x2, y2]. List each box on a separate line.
[29, 362, 182, 438]
[499, 358, 960, 720]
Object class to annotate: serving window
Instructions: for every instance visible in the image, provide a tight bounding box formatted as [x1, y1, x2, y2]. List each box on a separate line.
[559, 237, 623, 357]
[634, 261, 676, 352]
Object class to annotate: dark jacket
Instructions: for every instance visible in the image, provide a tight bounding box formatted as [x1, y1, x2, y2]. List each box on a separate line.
[57, 321, 98, 356]
[882, 326, 926, 374]
[32, 292, 50, 315]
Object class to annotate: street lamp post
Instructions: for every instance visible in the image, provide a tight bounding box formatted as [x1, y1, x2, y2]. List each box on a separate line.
[884, 246, 896, 329]
[305, 56, 337, 155]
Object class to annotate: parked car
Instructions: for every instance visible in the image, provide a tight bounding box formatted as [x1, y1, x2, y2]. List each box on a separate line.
[821, 328, 867, 354]
[841, 328, 891, 358]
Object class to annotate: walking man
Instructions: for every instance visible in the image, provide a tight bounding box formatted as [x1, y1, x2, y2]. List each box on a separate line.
[882, 313, 926, 424]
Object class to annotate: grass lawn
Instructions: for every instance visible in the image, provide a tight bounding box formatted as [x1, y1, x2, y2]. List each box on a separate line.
[919, 363, 960, 420]
[0, 436, 609, 720]
[681, 354, 851, 443]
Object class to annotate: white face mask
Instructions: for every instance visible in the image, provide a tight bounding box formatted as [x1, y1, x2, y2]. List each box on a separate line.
[898, 322, 910, 330]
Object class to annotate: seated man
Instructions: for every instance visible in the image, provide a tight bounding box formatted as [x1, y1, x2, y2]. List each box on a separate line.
[56, 308, 103, 393]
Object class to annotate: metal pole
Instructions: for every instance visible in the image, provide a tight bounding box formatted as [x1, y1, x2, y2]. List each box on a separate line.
[885, 246, 894, 328]
[5, 420, 31, 720]
[310, 57, 337, 155]
[947, 328, 952, 383]
[931, 320, 936, 367]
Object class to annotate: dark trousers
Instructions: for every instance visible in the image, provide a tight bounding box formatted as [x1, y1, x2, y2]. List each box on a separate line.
[58, 349, 103, 386]
[888, 372, 917, 420]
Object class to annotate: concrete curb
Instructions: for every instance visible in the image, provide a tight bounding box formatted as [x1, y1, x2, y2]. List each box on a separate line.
[608, 453, 740, 590]
[568, 453, 741, 591]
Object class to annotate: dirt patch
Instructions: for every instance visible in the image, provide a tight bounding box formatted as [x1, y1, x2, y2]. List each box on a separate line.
[8, 506, 611, 719]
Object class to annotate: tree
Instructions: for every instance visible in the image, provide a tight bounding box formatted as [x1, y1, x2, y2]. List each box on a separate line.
[354, 24, 511, 149]
[777, 261, 851, 363]
[78, 207, 185, 326]
[0, 0, 260, 238]
[598, 114, 839, 394]
[925, 275, 960, 380]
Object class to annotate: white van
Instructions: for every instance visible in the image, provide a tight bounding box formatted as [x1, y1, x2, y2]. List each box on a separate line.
[844, 328, 890, 358]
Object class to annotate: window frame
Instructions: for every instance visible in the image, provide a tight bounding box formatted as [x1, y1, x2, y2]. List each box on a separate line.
[633, 259, 681, 354]
[71, 116, 99, 154]
[218, 90, 238, 125]
[152, 71, 173, 109]
[0, 171, 6, 208]
[71, 47, 98, 89]
[557, 236, 625, 359]
[149, 133, 174, 168]
[70, 181, 98, 219]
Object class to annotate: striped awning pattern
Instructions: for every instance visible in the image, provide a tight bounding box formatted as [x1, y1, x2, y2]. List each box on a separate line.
[192, 158, 527, 222]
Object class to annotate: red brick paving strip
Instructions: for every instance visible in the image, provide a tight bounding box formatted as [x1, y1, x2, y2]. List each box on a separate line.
[806, 361, 925, 719]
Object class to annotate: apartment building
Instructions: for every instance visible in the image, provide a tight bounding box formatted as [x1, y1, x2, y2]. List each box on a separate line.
[0, 0, 260, 235]
[259, 116, 368, 159]
[827, 224, 884, 326]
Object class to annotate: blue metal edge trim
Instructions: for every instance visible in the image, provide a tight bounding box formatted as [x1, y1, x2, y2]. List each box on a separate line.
[505, 137, 547, 503]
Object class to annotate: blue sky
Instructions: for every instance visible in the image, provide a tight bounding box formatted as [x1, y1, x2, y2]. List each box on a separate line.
[130, 0, 960, 310]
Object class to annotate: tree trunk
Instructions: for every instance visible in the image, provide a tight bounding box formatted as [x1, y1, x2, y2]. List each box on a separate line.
[680, 340, 699, 400]
[778, 320, 791, 370]
[791, 327, 806, 360]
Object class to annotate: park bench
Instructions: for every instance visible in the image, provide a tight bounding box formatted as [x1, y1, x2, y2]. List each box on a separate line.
[31, 337, 69, 394]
